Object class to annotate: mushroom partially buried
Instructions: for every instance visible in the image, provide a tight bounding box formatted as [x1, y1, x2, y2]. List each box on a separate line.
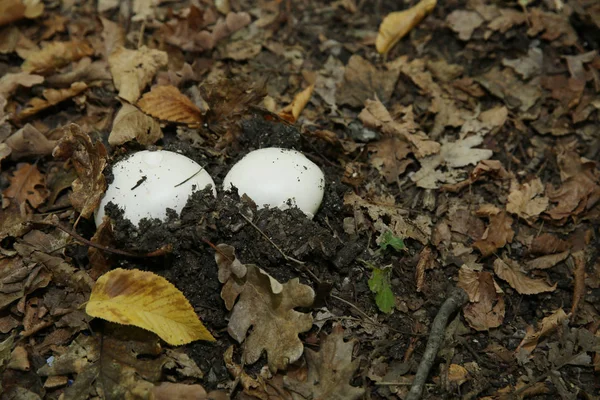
[95, 150, 216, 226]
[223, 147, 325, 218]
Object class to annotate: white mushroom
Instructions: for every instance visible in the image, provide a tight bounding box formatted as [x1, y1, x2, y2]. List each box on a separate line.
[95, 150, 215, 226]
[223, 148, 325, 218]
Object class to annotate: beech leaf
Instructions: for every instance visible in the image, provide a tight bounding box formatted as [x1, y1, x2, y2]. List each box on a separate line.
[376, 0, 437, 54]
[86, 268, 215, 345]
[137, 85, 203, 127]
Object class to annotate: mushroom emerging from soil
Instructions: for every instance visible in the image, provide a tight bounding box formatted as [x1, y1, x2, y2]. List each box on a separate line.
[223, 147, 325, 218]
[95, 150, 216, 226]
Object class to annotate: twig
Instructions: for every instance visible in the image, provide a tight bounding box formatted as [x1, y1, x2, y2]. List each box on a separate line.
[406, 287, 469, 400]
[330, 294, 379, 326]
[31, 221, 172, 258]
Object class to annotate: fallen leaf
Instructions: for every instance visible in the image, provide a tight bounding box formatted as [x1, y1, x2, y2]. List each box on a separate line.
[284, 324, 365, 400]
[279, 84, 315, 123]
[51, 124, 107, 219]
[336, 55, 400, 107]
[516, 308, 568, 354]
[0, 257, 51, 311]
[525, 251, 569, 271]
[446, 10, 484, 41]
[45, 57, 111, 87]
[415, 246, 434, 292]
[152, 382, 207, 400]
[493, 257, 557, 295]
[0, 72, 44, 98]
[502, 47, 543, 80]
[367, 137, 412, 183]
[473, 211, 514, 257]
[569, 250, 586, 319]
[108, 46, 168, 103]
[16, 82, 88, 121]
[376, 0, 437, 54]
[3, 163, 49, 208]
[476, 68, 542, 112]
[216, 245, 314, 372]
[21, 40, 93, 74]
[100, 17, 125, 57]
[458, 266, 504, 331]
[86, 268, 215, 345]
[530, 234, 570, 255]
[506, 178, 549, 222]
[0, 0, 43, 27]
[527, 8, 578, 47]
[4, 123, 57, 160]
[447, 364, 469, 386]
[108, 103, 163, 146]
[368, 266, 394, 313]
[137, 85, 202, 127]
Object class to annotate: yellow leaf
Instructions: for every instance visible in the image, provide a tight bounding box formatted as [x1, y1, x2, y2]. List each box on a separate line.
[376, 0, 437, 54]
[86, 268, 215, 345]
[278, 84, 314, 123]
[137, 85, 203, 127]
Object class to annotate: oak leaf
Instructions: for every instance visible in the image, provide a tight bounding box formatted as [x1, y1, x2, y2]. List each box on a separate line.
[506, 178, 549, 222]
[279, 84, 314, 123]
[3, 163, 49, 208]
[284, 324, 364, 400]
[493, 257, 556, 295]
[458, 266, 504, 331]
[21, 40, 93, 74]
[52, 124, 107, 219]
[376, 0, 437, 54]
[108, 103, 163, 146]
[86, 268, 215, 345]
[215, 245, 314, 372]
[473, 211, 514, 257]
[16, 81, 88, 120]
[137, 85, 202, 127]
[108, 46, 168, 103]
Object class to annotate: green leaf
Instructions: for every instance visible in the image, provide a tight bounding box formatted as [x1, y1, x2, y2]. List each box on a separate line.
[368, 268, 394, 314]
[379, 231, 405, 252]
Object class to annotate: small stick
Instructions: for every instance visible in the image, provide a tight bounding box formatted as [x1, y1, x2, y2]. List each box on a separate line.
[406, 287, 469, 400]
[330, 294, 379, 327]
[31, 221, 171, 258]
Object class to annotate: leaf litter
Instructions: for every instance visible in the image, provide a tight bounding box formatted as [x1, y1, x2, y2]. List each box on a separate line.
[0, 0, 599, 399]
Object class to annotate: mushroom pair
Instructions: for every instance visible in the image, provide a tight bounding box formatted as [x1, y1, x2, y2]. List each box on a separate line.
[95, 148, 325, 226]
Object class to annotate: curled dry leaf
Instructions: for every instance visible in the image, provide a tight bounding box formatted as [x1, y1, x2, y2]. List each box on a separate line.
[137, 85, 202, 127]
[16, 82, 88, 121]
[525, 250, 569, 271]
[376, 0, 437, 54]
[52, 124, 107, 219]
[215, 244, 314, 372]
[4, 124, 57, 160]
[0, 72, 44, 98]
[21, 40, 93, 74]
[3, 163, 49, 208]
[279, 84, 314, 123]
[516, 308, 568, 355]
[108, 103, 163, 146]
[108, 46, 168, 103]
[473, 211, 514, 257]
[506, 178, 549, 222]
[458, 266, 505, 331]
[86, 268, 215, 345]
[493, 257, 557, 295]
[284, 324, 365, 400]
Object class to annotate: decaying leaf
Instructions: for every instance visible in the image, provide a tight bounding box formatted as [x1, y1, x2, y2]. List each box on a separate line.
[108, 103, 163, 146]
[473, 211, 514, 257]
[3, 163, 49, 209]
[215, 245, 314, 372]
[516, 308, 568, 355]
[279, 84, 315, 123]
[458, 266, 504, 331]
[16, 82, 88, 121]
[86, 268, 215, 345]
[137, 85, 202, 127]
[506, 178, 549, 222]
[52, 124, 107, 219]
[4, 124, 57, 160]
[284, 324, 365, 400]
[108, 46, 168, 103]
[376, 0, 437, 54]
[525, 251, 569, 271]
[21, 40, 94, 74]
[0, 72, 44, 98]
[0, 0, 44, 27]
[0, 257, 51, 311]
[493, 257, 557, 295]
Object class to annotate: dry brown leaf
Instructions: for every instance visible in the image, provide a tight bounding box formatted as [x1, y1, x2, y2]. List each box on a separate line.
[458, 266, 504, 331]
[506, 178, 549, 222]
[216, 245, 314, 372]
[442, 160, 511, 192]
[152, 382, 208, 400]
[4, 123, 57, 160]
[525, 251, 569, 271]
[16, 82, 88, 121]
[447, 364, 469, 386]
[569, 250, 586, 319]
[376, 0, 437, 54]
[446, 10, 484, 41]
[3, 163, 49, 208]
[0, 0, 43, 27]
[108, 103, 163, 146]
[0, 72, 44, 98]
[415, 247, 434, 293]
[100, 17, 125, 58]
[284, 324, 365, 400]
[21, 40, 93, 74]
[0, 257, 51, 311]
[52, 124, 107, 219]
[279, 84, 314, 123]
[86, 268, 215, 345]
[493, 257, 557, 295]
[473, 211, 514, 257]
[368, 138, 413, 183]
[108, 46, 168, 103]
[45, 58, 111, 87]
[530, 233, 570, 255]
[516, 308, 568, 355]
[137, 85, 202, 127]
